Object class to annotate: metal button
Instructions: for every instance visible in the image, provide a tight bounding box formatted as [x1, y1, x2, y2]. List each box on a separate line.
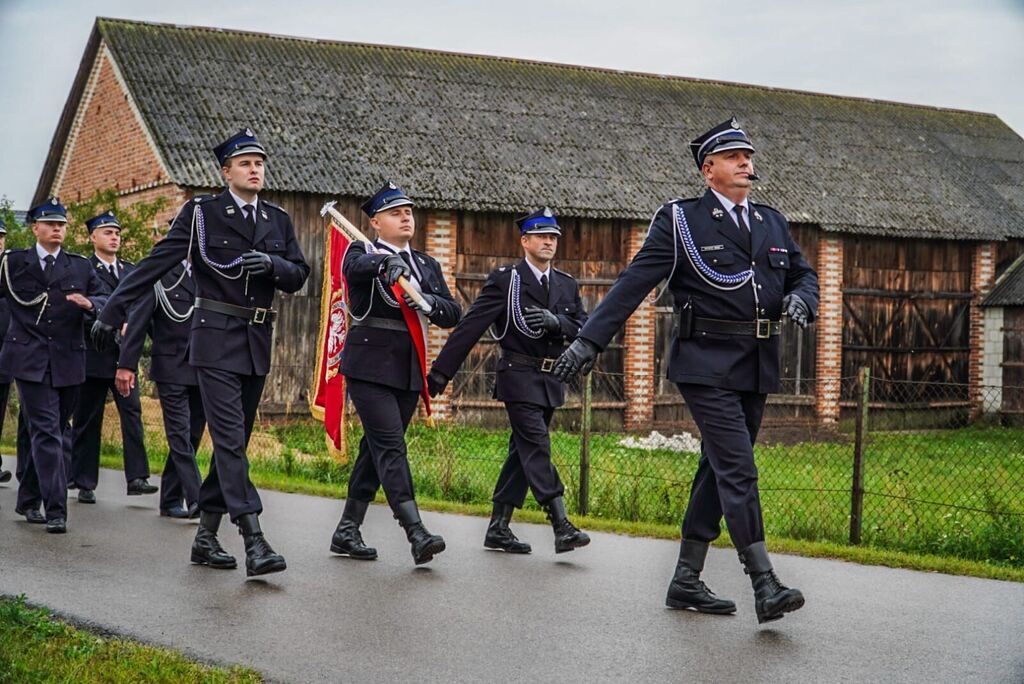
[751, 260, 757, 266]
[757, 284, 763, 289]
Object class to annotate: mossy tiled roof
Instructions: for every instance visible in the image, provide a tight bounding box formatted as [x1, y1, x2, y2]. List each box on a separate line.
[39, 18, 1024, 240]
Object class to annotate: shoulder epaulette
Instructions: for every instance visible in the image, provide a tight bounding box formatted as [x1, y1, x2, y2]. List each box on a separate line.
[261, 200, 286, 212]
[552, 266, 576, 279]
[191, 195, 216, 205]
[495, 263, 516, 274]
[67, 252, 90, 261]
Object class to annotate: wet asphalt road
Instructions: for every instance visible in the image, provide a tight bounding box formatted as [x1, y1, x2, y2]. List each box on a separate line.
[1, 467, 1022, 683]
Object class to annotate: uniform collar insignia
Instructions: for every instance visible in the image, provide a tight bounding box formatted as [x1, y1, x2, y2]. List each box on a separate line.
[261, 209, 268, 220]
[711, 207, 724, 219]
[226, 206, 236, 215]
[753, 210, 763, 222]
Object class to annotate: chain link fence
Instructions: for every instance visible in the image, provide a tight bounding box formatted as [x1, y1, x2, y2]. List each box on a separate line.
[407, 371, 1024, 568]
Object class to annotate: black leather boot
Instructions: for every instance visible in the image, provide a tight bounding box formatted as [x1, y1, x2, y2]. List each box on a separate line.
[236, 513, 287, 577]
[738, 541, 805, 624]
[394, 500, 445, 565]
[190, 512, 237, 569]
[665, 539, 736, 614]
[483, 502, 532, 554]
[330, 499, 378, 560]
[543, 496, 590, 553]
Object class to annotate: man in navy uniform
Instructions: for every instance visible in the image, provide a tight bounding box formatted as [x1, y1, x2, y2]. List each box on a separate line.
[0, 198, 109, 532]
[118, 259, 204, 519]
[0, 223, 14, 485]
[428, 207, 591, 555]
[555, 118, 819, 623]
[68, 211, 155, 504]
[330, 181, 461, 565]
[92, 128, 309, 576]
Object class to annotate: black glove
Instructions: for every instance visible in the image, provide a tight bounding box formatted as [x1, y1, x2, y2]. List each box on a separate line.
[782, 294, 810, 329]
[381, 254, 411, 286]
[91, 320, 118, 352]
[427, 370, 449, 398]
[402, 291, 436, 314]
[553, 338, 600, 382]
[240, 251, 273, 275]
[523, 307, 561, 335]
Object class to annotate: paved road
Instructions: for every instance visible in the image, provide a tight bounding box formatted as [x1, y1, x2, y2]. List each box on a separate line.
[1, 468, 1022, 683]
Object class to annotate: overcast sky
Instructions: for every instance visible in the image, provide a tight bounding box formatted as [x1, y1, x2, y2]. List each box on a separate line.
[1, 0, 1022, 209]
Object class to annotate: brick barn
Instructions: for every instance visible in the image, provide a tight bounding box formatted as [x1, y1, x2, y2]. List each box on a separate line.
[34, 18, 1024, 429]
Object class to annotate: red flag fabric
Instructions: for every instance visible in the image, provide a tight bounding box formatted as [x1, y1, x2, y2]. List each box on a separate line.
[391, 282, 432, 416]
[310, 225, 350, 458]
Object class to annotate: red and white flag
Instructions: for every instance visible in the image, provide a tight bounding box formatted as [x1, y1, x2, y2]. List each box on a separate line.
[310, 224, 349, 460]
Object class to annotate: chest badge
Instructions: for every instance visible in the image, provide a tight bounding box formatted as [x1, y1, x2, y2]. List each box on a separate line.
[700, 244, 725, 252]
[711, 207, 724, 219]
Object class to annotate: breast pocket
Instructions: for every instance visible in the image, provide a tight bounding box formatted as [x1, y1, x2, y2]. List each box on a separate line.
[706, 253, 735, 268]
[260, 238, 286, 254]
[60, 280, 84, 294]
[768, 253, 790, 269]
[206, 234, 247, 261]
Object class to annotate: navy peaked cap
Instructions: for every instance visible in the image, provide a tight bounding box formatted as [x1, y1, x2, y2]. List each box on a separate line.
[689, 117, 755, 169]
[28, 197, 68, 223]
[361, 181, 414, 217]
[514, 207, 562, 236]
[213, 127, 267, 166]
[85, 211, 121, 232]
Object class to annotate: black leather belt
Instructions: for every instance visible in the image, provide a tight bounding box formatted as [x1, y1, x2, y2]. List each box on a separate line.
[502, 351, 559, 373]
[194, 297, 276, 325]
[694, 317, 781, 339]
[350, 316, 407, 332]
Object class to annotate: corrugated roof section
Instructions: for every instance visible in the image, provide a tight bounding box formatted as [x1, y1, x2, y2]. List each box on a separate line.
[983, 256, 1024, 306]
[90, 18, 1024, 239]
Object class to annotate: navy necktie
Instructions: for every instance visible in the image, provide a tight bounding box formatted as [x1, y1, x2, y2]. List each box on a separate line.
[43, 254, 55, 284]
[734, 205, 751, 253]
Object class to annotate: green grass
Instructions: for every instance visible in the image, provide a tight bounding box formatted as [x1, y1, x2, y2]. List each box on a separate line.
[0, 595, 262, 683]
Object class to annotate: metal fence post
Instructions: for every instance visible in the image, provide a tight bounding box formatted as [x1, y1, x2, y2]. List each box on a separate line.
[850, 366, 870, 544]
[579, 372, 592, 516]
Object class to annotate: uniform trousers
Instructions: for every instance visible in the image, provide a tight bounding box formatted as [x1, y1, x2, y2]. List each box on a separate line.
[155, 382, 206, 510]
[677, 383, 767, 551]
[195, 367, 264, 521]
[15, 374, 77, 521]
[69, 377, 150, 489]
[492, 401, 565, 508]
[346, 378, 419, 509]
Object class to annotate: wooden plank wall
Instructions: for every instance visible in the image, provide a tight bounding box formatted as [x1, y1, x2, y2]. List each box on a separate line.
[842, 236, 972, 395]
[1002, 307, 1024, 417]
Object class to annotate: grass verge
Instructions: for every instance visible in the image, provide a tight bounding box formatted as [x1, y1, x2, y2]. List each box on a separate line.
[0, 595, 261, 683]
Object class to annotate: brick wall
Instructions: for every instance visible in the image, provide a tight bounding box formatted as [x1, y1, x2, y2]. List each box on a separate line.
[623, 221, 655, 430]
[424, 210, 458, 418]
[52, 43, 175, 215]
[814, 234, 844, 423]
[970, 242, 997, 407]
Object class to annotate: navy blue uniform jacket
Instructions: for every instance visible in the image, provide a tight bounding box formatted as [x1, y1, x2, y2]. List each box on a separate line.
[98, 191, 310, 376]
[432, 260, 587, 407]
[578, 190, 819, 394]
[86, 254, 136, 379]
[119, 264, 198, 385]
[339, 241, 461, 392]
[0, 248, 109, 387]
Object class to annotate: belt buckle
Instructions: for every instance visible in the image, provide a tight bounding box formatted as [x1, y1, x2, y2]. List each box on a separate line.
[540, 358, 555, 373]
[251, 307, 268, 325]
[755, 318, 771, 339]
